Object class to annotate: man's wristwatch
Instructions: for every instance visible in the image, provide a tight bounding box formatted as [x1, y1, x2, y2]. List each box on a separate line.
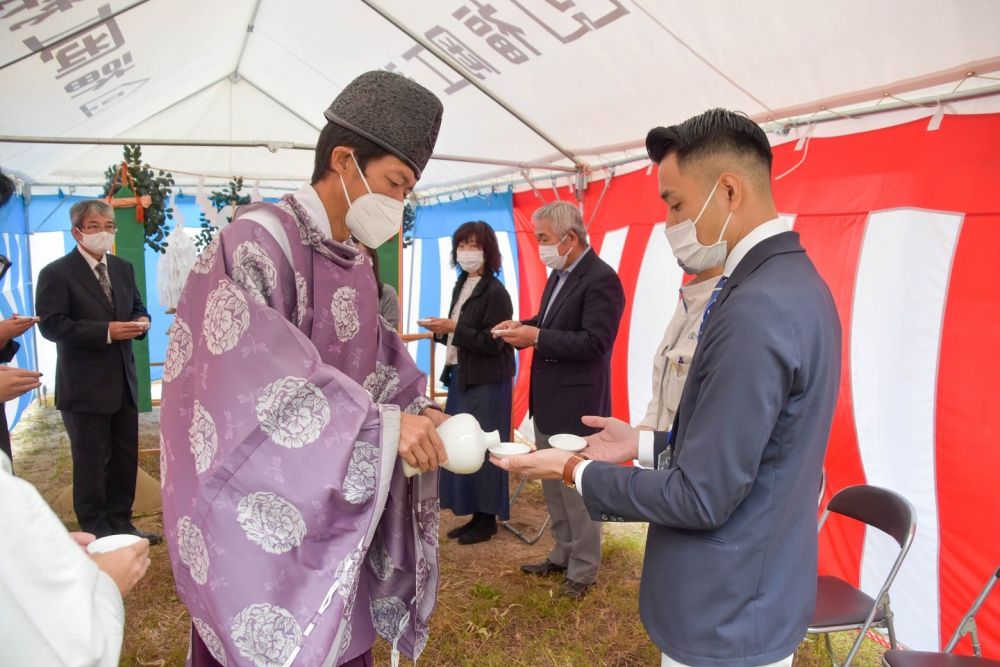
[562, 454, 588, 489]
[531, 330, 540, 349]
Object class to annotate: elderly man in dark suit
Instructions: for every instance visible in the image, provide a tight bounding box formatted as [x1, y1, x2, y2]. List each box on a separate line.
[36, 199, 160, 543]
[495, 109, 841, 666]
[493, 201, 625, 599]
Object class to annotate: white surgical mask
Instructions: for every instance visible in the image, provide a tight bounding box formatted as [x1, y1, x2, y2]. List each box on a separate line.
[339, 153, 405, 248]
[457, 250, 484, 274]
[79, 230, 115, 256]
[664, 179, 733, 274]
[538, 235, 570, 270]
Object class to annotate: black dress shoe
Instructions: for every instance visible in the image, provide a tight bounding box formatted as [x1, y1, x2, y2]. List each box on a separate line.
[446, 516, 477, 539]
[520, 559, 568, 576]
[458, 518, 497, 545]
[121, 525, 163, 545]
[559, 579, 595, 600]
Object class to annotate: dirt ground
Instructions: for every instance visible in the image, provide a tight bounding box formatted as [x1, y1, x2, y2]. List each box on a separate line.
[10, 402, 884, 666]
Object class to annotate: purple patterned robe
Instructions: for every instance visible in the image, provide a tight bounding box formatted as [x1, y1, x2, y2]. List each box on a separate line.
[161, 192, 439, 667]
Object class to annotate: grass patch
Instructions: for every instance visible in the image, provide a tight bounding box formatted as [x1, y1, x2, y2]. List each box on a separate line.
[10, 404, 886, 666]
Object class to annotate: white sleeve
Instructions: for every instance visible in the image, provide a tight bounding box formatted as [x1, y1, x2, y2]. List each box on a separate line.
[0, 472, 124, 667]
[574, 460, 593, 496]
[637, 430, 656, 469]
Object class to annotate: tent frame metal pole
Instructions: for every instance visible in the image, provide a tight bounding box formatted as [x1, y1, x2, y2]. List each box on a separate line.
[359, 0, 584, 169]
[0, 135, 579, 173]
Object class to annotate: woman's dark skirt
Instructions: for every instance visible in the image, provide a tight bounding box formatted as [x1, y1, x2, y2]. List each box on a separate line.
[438, 366, 512, 520]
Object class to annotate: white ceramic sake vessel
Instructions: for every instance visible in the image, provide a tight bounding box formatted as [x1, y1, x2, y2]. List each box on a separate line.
[403, 412, 500, 478]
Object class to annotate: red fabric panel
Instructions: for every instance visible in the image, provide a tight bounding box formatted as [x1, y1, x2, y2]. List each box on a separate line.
[935, 214, 1000, 656]
[512, 206, 546, 427]
[771, 115, 1000, 215]
[795, 214, 869, 585]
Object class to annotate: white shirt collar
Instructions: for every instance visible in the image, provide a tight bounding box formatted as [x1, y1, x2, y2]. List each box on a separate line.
[723, 217, 790, 277]
[295, 183, 332, 240]
[77, 245, 107, 271]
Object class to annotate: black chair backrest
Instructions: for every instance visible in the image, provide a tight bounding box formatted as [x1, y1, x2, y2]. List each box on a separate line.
[827, 485, 913, 547]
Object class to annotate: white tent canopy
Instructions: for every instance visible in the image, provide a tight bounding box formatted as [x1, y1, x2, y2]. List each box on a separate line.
[2, 0, 999, 193]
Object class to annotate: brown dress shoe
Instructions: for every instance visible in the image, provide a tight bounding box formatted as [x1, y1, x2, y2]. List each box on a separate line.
[520, 559, 568, 576]
[559, 578, 594, 599]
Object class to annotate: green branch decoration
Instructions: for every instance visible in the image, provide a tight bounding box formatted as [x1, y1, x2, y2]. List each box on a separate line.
[103, 144, 174, 254]
[195, 177, 251, 251]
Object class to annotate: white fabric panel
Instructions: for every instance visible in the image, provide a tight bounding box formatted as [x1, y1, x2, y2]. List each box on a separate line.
[627, 224, 683, 423]
[434, 236, 454, 389]
[403, 239, 422, 360]
[597, 227, 628, 274]
[851, 208, 963, 650]
[496, 232, 519, 322]
[27, 232, 67, 394]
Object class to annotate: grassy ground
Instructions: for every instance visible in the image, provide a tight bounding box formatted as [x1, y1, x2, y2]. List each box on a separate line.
[11, 402, 886, 666]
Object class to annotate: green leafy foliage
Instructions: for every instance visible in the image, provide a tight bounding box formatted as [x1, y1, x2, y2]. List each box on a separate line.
[402, 199, 416, 248]
[102, 144, 174, 254]
[194, 178, 251, 251]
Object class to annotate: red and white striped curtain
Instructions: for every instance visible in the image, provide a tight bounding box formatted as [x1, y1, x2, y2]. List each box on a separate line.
[512, 113, 1000, 654]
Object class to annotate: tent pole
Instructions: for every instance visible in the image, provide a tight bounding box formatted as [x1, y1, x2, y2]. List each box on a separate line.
[359, 0, 585, 169]
[232, 0, 265, 77]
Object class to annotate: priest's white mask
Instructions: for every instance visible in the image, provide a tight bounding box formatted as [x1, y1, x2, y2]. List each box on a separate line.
[339, 153, 405, 248]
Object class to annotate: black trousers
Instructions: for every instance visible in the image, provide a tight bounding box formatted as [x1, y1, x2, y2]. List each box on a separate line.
[61, 392, 138, 537]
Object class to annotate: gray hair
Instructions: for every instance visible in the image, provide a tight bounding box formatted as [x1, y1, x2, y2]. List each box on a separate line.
[70, 199, 115, 229]
[532, 201, 588, 247]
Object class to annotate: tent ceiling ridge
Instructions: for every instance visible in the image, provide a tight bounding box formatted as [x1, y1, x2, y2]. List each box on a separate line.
[233, 0, 265, 77]
[0, 0, 152, 73]
[360, 0, 583, 167]
[239, 75, 324, 133]
[629, 0, 774, 112]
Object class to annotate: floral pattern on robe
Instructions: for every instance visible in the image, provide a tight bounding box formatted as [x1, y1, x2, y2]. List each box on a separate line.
[161, 195, 439, 666]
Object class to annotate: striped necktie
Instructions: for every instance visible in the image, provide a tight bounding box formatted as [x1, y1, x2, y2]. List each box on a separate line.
[95, 262, 114, 306]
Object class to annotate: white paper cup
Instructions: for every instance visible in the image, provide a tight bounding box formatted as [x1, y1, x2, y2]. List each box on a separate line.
[549, 433, 587, 452]
[489, 442, 531, 459]
[86, 533, 143, 554]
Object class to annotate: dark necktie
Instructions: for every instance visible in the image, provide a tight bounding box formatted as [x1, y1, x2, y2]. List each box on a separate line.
[95, 263, 114, 306]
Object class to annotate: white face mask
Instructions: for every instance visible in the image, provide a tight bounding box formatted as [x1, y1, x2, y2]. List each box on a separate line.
[664, 179, 733, 274]
[457, 250, 484, 274]
[339, 153, 405, 248]
[538, 235, 570, 270]
[79, 230, 115, 256]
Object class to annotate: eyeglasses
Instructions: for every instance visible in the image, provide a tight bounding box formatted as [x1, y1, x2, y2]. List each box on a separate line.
[81, 224, 117, 233]
[0, 255, 10, 283]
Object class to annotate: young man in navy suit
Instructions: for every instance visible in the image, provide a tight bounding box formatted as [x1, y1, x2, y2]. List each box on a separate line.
[495, 109, 841, 666]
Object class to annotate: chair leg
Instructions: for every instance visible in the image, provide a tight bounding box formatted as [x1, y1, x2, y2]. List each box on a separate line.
[884, 596, 899, 649]
[824, 632, 839, 667]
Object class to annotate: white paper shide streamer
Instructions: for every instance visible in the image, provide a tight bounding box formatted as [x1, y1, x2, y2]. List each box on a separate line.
[157, 200, 198, 311]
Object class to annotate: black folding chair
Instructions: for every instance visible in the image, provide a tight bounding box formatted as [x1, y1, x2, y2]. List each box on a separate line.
[882, 566, 1000, 666]
[809, 484, 917, 666]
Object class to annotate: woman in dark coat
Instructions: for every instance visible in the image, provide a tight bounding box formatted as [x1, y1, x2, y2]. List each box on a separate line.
[419, 221, 515, 544]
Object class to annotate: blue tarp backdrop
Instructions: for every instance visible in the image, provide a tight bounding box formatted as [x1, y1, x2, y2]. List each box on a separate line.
[407, 191, 519, 387]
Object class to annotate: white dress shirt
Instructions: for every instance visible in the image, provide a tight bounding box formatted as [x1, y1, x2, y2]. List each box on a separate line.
[579, 217, 791, 485]
[0, 454, 125, 666]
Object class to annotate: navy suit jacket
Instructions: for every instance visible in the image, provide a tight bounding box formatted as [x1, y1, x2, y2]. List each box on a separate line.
[581, 232, 841, 666]
[523, 248, 625, 436]
[36, 250, 149, 413]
